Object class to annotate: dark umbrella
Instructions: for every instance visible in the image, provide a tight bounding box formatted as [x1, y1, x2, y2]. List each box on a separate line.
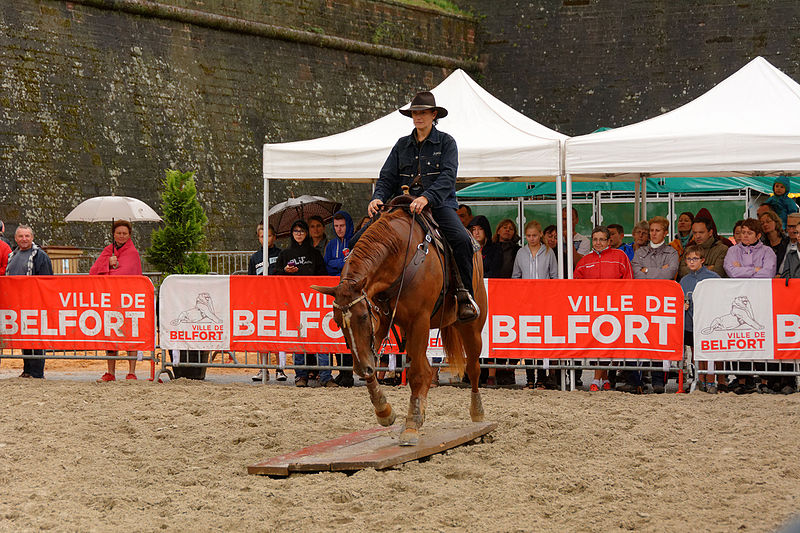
[268, 195, 342, 238]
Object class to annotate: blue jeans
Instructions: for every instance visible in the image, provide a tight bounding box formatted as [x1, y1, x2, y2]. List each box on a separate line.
[294, 353, 332, 383]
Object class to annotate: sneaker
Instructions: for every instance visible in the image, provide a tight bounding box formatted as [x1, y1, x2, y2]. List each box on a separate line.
[590, 380, 601, 392]
[18, 372, 31, 378]
[756, 383, 773, 394]
[652, 384, 665, 394]
[706, 383, 718, 394]
[252, 370, 269, 382]
[276, 370, 287, 381]
[97, 372, 115, 382]
[126, 373, 137, 380]
[780, 385, 795, 395]
[323, 380, 339, 388]
[336, 373, 355, 387]
[602, 380, 611, 391]
[295, 377, 308, 388]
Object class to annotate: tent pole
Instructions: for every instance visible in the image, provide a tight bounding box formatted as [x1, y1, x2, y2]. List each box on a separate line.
[556, 173, 564, 279]
[634, 179, 640, 223]
[268, 177, 269, 276]
[566, 173, 574, 278]
[642, 174, 648, 220]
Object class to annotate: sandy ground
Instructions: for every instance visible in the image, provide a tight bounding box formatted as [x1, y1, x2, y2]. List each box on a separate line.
[0, 360, 798, 532]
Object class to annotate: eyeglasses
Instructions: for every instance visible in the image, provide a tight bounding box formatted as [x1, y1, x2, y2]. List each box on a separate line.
[686, 257, 702, 262]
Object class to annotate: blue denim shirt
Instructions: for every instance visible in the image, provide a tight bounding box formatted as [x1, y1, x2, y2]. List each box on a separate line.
[372, 126, 459, 209]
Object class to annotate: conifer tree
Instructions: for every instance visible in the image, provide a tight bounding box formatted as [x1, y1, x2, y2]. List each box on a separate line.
[146, 169, 209, 275]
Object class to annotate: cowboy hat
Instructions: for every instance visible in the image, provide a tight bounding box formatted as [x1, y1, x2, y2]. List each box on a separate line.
[399, 91, 448, 118]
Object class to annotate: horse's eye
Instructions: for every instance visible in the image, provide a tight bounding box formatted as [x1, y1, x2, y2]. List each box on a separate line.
[359, 313, 368, 321]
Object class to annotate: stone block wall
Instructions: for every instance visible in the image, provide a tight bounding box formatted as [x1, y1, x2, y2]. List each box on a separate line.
[0, 0, 477, 251]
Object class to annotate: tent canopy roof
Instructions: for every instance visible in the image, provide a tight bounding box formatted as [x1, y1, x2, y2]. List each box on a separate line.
[263, 69, 565, 183]
[565, 57, 800, 178]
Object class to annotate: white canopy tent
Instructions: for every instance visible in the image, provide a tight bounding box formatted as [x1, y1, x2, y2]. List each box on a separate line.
[261, 68, 568, 274]
[262, 69, 566, 183]
[566, 56, 800, 178]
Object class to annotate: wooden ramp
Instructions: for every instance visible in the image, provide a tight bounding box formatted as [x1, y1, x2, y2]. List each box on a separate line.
[248, 421, 497, 476]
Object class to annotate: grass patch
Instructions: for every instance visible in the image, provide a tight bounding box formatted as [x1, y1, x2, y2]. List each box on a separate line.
[393, 0, 473, 17]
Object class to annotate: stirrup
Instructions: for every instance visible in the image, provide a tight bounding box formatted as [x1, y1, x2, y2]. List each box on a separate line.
[456, 289, 479, 323]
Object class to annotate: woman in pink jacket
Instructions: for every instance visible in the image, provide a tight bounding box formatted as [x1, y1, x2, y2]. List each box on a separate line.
[90, 220, 143, 382]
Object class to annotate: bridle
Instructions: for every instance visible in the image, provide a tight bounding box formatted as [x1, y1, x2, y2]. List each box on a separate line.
[331, 288, 382, 362]
[332, 208, 418, 363]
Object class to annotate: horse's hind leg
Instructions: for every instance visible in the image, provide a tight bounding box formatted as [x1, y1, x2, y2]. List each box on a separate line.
[400, 326, 432, 446]
[459, 323, 485, 422]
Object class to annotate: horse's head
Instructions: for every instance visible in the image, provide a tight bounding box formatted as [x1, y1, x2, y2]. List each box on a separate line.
[311, 280, 381, 380]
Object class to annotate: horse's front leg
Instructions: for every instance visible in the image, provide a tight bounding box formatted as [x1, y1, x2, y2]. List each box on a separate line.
[400, 322, 433, 446]
[365, 373, 396, 427]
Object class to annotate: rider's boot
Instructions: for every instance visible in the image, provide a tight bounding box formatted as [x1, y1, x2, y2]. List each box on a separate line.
[456, 288, 479, 323]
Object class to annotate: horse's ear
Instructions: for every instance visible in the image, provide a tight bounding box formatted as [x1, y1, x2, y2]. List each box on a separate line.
[310, 284, 337, 296]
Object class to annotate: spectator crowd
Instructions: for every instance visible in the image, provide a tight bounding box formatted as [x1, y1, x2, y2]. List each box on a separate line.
[2, 176, 799, 393]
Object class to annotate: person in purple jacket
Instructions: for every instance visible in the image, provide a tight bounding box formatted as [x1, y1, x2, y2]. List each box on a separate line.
[722, 218, 776, 394]
[723, 218, 777, 279]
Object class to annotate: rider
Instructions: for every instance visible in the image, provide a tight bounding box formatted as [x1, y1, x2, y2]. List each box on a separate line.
[367, 91, 479, 322]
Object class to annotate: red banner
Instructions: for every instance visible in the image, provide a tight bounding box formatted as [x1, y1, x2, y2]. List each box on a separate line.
[0, 276, 155, 350]
[230, 276, 347, 353]
[487, 279, 684, 360]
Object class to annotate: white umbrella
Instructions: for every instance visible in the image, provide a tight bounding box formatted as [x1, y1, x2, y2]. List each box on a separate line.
[64, 196, 162, 223]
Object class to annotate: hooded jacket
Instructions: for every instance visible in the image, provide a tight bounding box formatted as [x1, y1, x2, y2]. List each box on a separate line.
[574, 247, 633, 280]
[723, 241, 777, 278]
[467, 215, 502, 278]
[512, 243, 558, 279]
[632, 241, 679, 280]
[275, 220, 326, 276]
[89, 239, 142, 275]
[323, 210, 354, 276]
[764, 176, 798, 228]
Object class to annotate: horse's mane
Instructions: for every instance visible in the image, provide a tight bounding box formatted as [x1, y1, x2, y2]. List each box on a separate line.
[346, 209, 411, 282]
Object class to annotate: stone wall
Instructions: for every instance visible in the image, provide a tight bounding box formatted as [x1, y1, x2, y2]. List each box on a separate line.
[0, 0, 477, 251]
[459, 0, 800, 135]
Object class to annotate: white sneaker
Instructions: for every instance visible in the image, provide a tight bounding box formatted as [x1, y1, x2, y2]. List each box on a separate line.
[252, 370, 263, 382]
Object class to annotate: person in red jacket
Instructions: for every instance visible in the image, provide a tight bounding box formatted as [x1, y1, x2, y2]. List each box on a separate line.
[574, 226, 633, 391]
[90, 220, 143, 382]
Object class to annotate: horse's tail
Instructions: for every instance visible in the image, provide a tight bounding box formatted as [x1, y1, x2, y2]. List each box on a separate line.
[441, 325, 466, 378]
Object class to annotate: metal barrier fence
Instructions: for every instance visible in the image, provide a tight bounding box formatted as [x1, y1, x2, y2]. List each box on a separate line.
[76, 249, 254, 278]
[0, 348, 159, 379]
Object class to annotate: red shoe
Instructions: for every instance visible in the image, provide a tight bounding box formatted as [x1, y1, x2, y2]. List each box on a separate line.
[97, 372, 115, 382]
[589, 383, 600, 392]
[126, 373, 137, 380]
[602, 381, 611, 391]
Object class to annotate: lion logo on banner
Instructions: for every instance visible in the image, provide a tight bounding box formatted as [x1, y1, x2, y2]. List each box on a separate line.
[171, 292, 223, 326]
[700, 295, 764, 334]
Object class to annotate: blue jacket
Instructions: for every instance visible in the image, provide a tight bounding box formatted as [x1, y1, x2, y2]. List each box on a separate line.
[764, 176, 798, 227]
[680, 266, 720, 332]
[323, 211, 354, 276]
[372, 126, 459, 209]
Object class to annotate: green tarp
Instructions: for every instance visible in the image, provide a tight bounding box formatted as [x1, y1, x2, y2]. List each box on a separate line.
[456, 177, 800, 199]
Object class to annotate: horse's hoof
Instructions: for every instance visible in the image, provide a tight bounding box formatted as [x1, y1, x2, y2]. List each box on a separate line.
[399, 428, 419, 446]
[376, 408, 396, 427]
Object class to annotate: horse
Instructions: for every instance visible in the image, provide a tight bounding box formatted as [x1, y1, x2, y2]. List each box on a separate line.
[311, 199, 488, 446]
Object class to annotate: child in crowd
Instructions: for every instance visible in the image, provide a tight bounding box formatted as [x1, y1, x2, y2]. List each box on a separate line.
[764, 176, 798, 228]
[680, 245, 720, 393]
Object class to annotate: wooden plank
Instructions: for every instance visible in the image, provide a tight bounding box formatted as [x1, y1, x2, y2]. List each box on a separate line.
[330, 421, 497, 471]
[248, 421, 497, 476]
[246, 426, 394, 476]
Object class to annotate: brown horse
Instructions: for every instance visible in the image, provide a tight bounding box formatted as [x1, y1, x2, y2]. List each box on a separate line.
[311, 203, 488, 445]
